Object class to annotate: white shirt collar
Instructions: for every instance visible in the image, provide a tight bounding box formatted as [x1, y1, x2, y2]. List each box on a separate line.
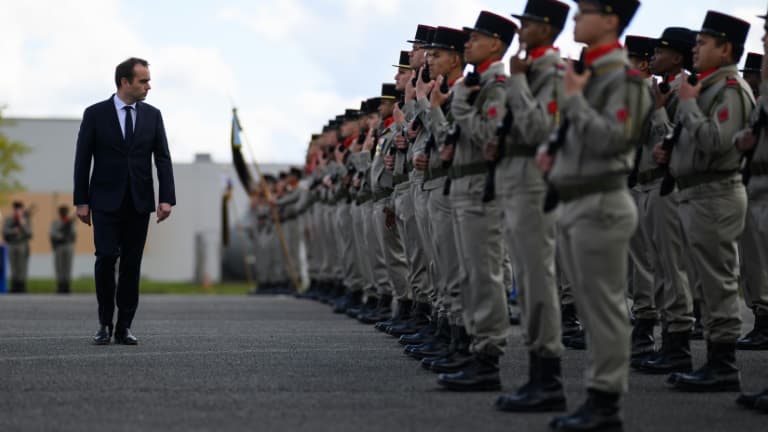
[113, 94, 137, 111]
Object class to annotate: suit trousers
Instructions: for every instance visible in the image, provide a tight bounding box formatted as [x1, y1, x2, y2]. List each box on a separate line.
[92, 193, 150, 329]
[557, 189, 637, 394]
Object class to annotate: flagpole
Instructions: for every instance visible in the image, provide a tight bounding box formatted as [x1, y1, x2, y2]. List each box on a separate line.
[232, 108, 302, 292]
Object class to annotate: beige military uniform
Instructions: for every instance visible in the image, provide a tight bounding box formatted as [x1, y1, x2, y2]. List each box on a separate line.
[2, 214, 32, 289]
[450, 61, 511, 356]
[501, 47, 563, 358]
[548, 48, 651, 394]
[50, 217, 77, 288]
[737, 80, 768, 318]
[670, 65, 754, 343]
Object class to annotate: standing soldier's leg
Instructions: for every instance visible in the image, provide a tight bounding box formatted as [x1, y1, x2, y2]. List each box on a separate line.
[738, 197, 768, 350]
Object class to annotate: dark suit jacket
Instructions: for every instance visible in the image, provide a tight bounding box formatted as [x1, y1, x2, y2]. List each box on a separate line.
[74, 95, 176, 213]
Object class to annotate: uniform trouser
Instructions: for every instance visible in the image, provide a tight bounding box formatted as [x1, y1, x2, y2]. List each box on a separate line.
[336, 203, 366, 292]
[8, 243, 30, 283]
[303, 211, 320, 280]
[450, 174, 510, 356]
[362, 200, 389, 298]
[54, 244, 74, 284]
[558, 189, 637, 394]
[254, 228, 272, 285]
[411, 181, 437, 305]
[497, 158, 562, 358]
[394, 184, 429, 302]
[269, 226, 287, 284]
[320, 204, 339, 281]
[643, 184, 694, 333]
[427, 182, 463, 325]
[285, 218, 302, 287]
[628, 189, 660, 321]
[555, 235, 575, 306]
[372, 197, 409, 299]
[678, 181, 746, 344]
[350, 203, 374, 294]
[741, 178, 768, 317]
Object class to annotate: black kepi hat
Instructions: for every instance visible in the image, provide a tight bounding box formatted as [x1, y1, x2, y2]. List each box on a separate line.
[392, 51, 412, 69]
[380, 83, 400, 101]
[463, 11, 518, 46]
[625, 35, 654, 59]
[578, 0, 641, 29]
[653, 27, 696, 55]
[407, 24, 436, 44]
[699, 10, 750, 46]
[426, 27, 469, 52]
[512, 0, 570, 30]
[741, 52, 763, 73]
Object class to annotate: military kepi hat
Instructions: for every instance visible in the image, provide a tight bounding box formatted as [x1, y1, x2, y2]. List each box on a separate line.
[512, 0, 570, 30]
[407, 24, 436, 44]
[741, 52, 763, 72]
[392, 51, 412, 69]
[579, 0, 641, 29]
[700, 10, 750, 46]
[364, 97, 381, 114]
[625, 35, 654, 59]
[653, 27, 696, 54]
[463, 11, 518, 46]
[380, 83, 400, 100]
[426, 27, 469, 53]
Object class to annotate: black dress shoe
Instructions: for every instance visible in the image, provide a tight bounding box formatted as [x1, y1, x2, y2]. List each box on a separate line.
[114, 328, 138, 345]
[736, 388, 768, 409]
[549, 389, 623, 431]
[93, 325, 113, 345]
[437, 353, 501, 391]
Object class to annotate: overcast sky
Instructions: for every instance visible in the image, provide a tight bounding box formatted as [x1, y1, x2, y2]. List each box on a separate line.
[0, 0, 765, 165]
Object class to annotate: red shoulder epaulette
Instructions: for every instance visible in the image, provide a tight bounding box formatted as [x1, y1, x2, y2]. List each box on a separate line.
[725, 77, 739, 87]
[626, 68, 642, 78]
[495, 75, 507, 83]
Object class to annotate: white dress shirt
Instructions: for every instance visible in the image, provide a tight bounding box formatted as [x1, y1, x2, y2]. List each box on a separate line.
[113, 94, 137, 139]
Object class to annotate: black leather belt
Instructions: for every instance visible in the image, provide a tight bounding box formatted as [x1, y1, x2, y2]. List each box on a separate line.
[449, 162, 487, 179]
[502, 144, 537, 158]
[557, 175, 626, 203]
[637, 167, 665, 185]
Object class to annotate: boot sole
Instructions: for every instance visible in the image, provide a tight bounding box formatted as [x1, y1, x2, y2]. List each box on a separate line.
[437, 380, 502, 392]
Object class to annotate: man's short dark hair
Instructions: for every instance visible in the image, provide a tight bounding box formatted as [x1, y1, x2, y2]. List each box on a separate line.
[115, 57, 149, 89]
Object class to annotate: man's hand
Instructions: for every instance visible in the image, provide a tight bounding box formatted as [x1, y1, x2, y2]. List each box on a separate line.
[407, 123, 420, 141]
[76, 205, 91, 226]
[678, 73, 701, 101]
[393, 103, 406, 125]
[416, 67, 435, 100]
[413, 153, 428, 171]
[384, 154, 395, 171]
[653, 80, 671, 110]
[440, 144, 455, 162]
[509, 43, 528, 75]
[735, 129, 758, 152]
[652, 143, 670, 164]
[536, 150, 554, 174]
[394, 132, 408, 150]
[564, 59, 592, 97]
[430, 75, 450, 108]
[362, 129, 375, 152]
[157, 202, 172, 223]
[484, 140, 499, 161]
[383, 207, 396, 230]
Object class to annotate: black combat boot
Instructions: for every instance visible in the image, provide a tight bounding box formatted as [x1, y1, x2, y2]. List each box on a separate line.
[57, 281, 71, 294]
[437, 352, 501, 391]
[399, 316, 436, 345]
[354, 296, 378, 321]
[630, 318, 656, 365]
[737, 314, 768, 350]
[496, 352, 567, 412]
[669, 342, 740, 392]
[406, 317, 451, 360]
[562, 303, 585, 349]
[333, 290, 362, 314]
[736, 388, 768, 410]
[428, 325, 473, 373]
[375, 298, 412, 332]
[636, 330, 692, 374]
[549, 388, 623, 431]
[387, 301, 431, 336]
[358, 294, 393, 324]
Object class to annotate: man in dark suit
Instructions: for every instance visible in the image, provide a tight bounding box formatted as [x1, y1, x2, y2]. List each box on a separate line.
[74, 57, 176, 345]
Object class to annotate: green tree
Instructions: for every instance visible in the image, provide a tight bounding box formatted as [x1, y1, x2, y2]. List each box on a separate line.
[0, 107, 31, 202]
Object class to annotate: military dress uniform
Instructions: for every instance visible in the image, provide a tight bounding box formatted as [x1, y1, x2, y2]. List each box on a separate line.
[436, 11, 516, 392]
[666, 11, 754, 392]
[50, 208, 77, 293]
[2, 203, 33, 293]
[546, 2, 650, 429]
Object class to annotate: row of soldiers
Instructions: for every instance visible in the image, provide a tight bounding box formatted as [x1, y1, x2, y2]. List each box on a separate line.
[2, 201, 76, 293]
[251, 1, 768, 429]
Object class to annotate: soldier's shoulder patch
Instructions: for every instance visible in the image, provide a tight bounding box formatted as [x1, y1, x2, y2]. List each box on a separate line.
[488, 106, 499, 119]
[616, 107, 628, 123]
[495, 75, 507, 83]
[718, 107, 729, 123]
[725, 77, 739, 87]
[555, 63, 566, 71]
[626, 68, 642, 78]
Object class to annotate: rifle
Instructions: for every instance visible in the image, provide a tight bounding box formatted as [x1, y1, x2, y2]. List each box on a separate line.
[442, 124, 461, 196]
[542, 119, 570, 213]
[482, 108, 513, 203]
[658, 73, 699, 196]
[741, 106, 768, 186]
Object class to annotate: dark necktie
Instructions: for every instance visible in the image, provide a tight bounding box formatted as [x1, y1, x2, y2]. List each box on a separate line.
[124, 106, 134, 146]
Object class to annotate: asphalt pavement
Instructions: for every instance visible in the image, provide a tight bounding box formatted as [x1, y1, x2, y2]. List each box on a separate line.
[0, 294, 765, 432]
